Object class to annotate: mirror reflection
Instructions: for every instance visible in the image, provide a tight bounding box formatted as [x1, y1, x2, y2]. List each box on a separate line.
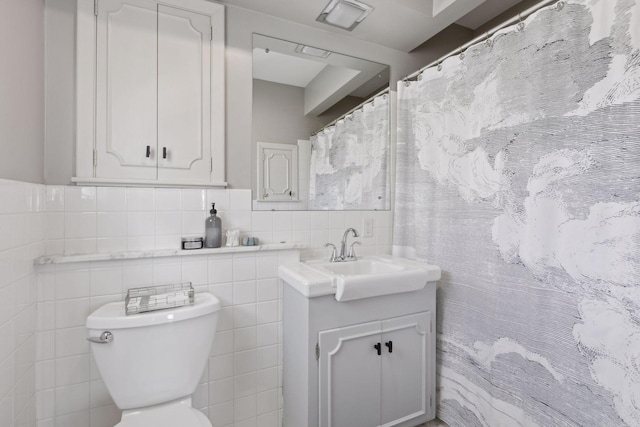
[252, 34, 391, 211]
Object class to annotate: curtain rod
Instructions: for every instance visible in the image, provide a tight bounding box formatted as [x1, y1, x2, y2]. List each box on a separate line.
[311, 86, 390, 136]
[402, 0, 561, 82]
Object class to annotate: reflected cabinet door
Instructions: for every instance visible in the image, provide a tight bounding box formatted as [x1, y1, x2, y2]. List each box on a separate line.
[257, 142, 298, 201]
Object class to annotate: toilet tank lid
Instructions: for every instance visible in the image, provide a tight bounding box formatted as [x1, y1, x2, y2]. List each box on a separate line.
[86, 292, 221, 330]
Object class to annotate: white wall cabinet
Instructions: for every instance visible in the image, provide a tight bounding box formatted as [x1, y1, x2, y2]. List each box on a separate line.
[318, 312, 432, 427]
[257, 141, 298, 201]
[74, 0, 225, 187]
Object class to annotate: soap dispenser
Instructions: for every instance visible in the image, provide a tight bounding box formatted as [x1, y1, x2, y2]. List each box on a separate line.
[205, 203, 222, 248]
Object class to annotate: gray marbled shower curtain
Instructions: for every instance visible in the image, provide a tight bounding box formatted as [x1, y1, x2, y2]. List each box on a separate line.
[393, 0, 640, 425]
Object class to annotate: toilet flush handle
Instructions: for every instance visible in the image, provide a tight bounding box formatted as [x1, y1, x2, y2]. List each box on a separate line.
[87, 331, 113, 344]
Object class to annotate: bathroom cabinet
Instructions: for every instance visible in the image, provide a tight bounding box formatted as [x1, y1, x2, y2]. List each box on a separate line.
[282, 281, 436, 427]
[257, 141, 298, 201]
[74, 0, 226, 187]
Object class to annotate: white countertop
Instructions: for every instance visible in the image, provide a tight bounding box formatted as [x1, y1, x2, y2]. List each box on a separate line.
[35, 242, 305, 265]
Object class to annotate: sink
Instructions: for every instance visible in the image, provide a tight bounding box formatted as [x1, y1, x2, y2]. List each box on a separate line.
[279, 255, 441, 301]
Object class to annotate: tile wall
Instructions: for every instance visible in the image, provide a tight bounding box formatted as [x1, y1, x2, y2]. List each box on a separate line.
[32, 184, 393, 427]
[0, 179, 46, 427]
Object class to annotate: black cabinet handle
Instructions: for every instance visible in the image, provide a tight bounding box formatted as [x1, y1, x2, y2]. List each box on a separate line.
[374, 343, 381, 356]
[163, 147, 167, 159]
[145, 145, 151, 158]
[385, 341, 393, 353]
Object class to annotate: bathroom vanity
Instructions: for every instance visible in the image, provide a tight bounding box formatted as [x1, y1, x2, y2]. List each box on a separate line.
[279, 256, 440, 427]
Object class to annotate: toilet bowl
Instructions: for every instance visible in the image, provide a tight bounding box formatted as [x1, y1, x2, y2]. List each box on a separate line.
[86, 292, 221, 426]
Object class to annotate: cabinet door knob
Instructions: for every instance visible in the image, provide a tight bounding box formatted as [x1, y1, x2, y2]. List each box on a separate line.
[374, 342, 382, 356]
[145, 145, 151, 158]
[385, 341, 393, 353]
[163, 147, 167, 159]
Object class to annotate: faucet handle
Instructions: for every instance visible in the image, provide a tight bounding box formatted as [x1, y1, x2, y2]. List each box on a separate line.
[324, 243, 339, 262]
[346, 241, 361, 260]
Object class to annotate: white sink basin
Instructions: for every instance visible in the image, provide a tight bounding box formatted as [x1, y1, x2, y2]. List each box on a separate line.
[279, 255, 441, 301]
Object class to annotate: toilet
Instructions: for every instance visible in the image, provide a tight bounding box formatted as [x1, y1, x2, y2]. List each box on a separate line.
[86, 292, 221, 427]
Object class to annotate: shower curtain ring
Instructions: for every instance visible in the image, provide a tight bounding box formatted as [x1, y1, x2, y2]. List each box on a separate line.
[556, 1, 565, 10]
[516, 13, 525, 32]
[437, 62, 443, 71]
[417, 72, 423, 81]
[485, 32, 493, 48]
[459, 47, 465, 60]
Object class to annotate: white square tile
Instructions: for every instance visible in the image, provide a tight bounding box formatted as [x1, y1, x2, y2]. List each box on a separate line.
[54, 382, 90, 415]
[234, 303, 257, 328]
[272, 230, 292, 244]
[216, 306, 234, 332]
[64, 213, 96, 239]
[234, 394, 256, 421]
[272, 212, 292, 231]
[328, 211, 346, 229]
[222, 211, 251, 233]
[36, 389, 55, 420]
[256, 367, 278, 393]
[90, 380, 113, 408]
[45, 213, 64, 239]
[127, 212, 155, 237]
[55, 327, 89, 358]
[126, 188, 155, 211]
[256, 390, 278, 416]
[126, 236, 154, 252]
[229, 190, 252, 211]
[256, 323, 278, 348]
[155, 189, 181, 211]
[308, 211, 328, 230]
[55, 270, 90, 300]
[123, 263, 153, 289]
[96, 237, 127, 254]
[209, 377, 233, 405]
[90, 267, 123, 296]
[65, 187, 96, 212]
[211, 330, 233, 356]
[209, 353, 234, 380]
[155, 212, 181, 236]
[208, 258, 233, 284]
[256, 410, 279, 427]
[234, 327, 256, 352]
[155, 235, 180, 250]
[233, 281, 256, 305]
[234, 372, 257, 398]
[45, 186, 65, 212]
[291, 211, 310, 230]
[55, 411, 90, 427]
[181, 189, 207, 211]
[97, 187, 126, 212]
[255, 256, 278, 280]
[55, 298, 90, 329]
[234, 349, 257, 376]
[256, 301, 278, 325]
[55, 354, 90, 387]
[182, 211, 206, 236]
[256, 345, 278, 370]
[251, 211, 272, 232]
[153, 261, 181, 284]
[97, 212, 126, 238]
[233, 257, 255, 282]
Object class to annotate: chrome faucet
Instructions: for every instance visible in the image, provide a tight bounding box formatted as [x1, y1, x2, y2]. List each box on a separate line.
[339, 228, 360, 261]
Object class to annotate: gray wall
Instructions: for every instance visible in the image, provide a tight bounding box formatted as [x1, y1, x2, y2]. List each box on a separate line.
[0, 0, 45, 184]
[43, 2, 428, 188]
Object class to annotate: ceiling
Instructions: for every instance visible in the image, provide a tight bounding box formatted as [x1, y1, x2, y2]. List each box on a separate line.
[217, 0, 524, 52]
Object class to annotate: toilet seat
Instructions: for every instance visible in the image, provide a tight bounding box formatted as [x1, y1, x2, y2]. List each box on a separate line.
[115, 404, 211, 427]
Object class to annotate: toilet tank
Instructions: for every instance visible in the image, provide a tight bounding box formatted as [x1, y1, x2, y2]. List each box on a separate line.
[86, 292, 221, 410]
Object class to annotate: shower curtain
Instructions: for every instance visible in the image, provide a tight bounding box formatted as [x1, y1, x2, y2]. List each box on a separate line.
[393, 1, 640, 425]
[309, 93, 389, 210]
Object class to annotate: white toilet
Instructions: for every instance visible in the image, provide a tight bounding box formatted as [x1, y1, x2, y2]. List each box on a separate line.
[86, 292, 221, 427]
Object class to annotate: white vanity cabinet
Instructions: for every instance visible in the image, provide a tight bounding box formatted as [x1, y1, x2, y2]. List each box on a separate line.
[318, 312, 432, 427]
[257, 142, 298, 201]
[282, 280, 437, 427]
[74, 0, 225, 187]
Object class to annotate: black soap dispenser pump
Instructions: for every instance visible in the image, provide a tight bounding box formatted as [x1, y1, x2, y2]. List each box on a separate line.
[205, 203, 222, 248]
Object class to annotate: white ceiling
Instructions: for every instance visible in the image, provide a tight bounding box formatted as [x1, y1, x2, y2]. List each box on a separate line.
[217, 0, 524, 52]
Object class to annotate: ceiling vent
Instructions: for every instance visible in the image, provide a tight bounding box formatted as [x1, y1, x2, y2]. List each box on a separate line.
[316, 0, 374, 31]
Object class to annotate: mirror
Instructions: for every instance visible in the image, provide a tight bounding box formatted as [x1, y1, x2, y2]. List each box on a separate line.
[252, 34, 391, 211]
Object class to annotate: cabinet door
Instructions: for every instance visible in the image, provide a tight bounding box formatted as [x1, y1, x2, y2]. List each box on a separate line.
[257, 142, 298, 201]
[157, 5, 212, 182]
[96, 0, 158, 180]
[318, 321, 382, 427]
[380, 312, 431, 426]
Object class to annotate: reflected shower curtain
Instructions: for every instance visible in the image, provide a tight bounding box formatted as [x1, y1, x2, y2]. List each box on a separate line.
[309, 93, 389, 210]
[393, 1, 640, 425]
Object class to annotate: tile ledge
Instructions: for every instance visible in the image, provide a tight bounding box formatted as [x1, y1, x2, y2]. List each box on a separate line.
[35, 242, 305, 265]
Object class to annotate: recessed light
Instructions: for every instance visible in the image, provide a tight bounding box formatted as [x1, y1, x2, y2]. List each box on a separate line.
[295, 45, 332, 58]
[316, 0, 374, 31]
